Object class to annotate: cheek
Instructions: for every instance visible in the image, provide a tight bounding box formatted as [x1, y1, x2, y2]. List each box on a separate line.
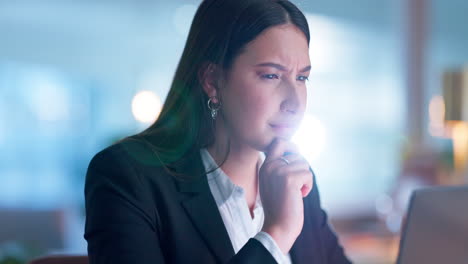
[224, 82, 277, 130]
[243, 94, 271, 125]
[299, 87, 308, 109]
[238, 85, 274, 120]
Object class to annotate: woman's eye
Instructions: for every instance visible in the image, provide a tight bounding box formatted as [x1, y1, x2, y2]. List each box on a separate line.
[261, 74, 280, 80]
[297, 76, 309, 82]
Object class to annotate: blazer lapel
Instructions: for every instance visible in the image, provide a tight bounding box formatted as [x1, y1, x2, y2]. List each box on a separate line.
[171, 149, 235, 263]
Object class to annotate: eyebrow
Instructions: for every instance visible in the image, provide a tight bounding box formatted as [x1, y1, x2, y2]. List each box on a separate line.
[255, 62, 311, 73]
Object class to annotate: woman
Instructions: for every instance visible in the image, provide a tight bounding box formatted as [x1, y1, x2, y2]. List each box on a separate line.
[84, 0, 352, 263]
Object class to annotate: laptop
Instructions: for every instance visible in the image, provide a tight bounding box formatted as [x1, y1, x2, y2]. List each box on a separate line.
[396, 185, 468, 264]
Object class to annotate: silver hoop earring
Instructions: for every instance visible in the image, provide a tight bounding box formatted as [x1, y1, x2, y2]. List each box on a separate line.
[207, 96, 221, 120]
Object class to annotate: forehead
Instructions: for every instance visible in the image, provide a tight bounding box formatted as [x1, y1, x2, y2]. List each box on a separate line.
[239, 24, 310, 67]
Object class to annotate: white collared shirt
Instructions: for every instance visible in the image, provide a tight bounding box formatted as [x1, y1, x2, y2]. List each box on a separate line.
[200, 148, 292, 264]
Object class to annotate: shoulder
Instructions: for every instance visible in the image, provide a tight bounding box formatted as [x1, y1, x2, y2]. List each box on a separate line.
[85, 136, 180, 211]
[88, 136, 167, 170]
[84, 138, 167, 237]
[85, 137, 176, 201]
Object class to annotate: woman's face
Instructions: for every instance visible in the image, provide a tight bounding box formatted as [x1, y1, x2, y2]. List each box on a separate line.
[219, 24, 310, 151]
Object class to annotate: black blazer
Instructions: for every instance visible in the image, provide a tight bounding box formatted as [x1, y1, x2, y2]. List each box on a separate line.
[84, 138, 352, 263]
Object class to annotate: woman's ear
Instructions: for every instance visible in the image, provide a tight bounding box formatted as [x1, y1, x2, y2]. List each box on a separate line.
[198, 62, 222, 100]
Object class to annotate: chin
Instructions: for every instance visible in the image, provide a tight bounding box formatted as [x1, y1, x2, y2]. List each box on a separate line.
[244, 136, 269, 153]
[252, 134, 292, 153]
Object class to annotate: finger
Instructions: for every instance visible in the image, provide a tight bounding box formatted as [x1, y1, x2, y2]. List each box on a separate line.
[287, 171, 314, 197]
[269, 154, 308, 171]
[301, 183, 312, 197]
[278, 153, 304, 164]
[278, 161, 310, 173]
[265, 138, 300, 162]
[303, 166, 316, 197]
[301, 172, 314, 197]
[283, 142, 300, 156]
[265, 138, 288, 163]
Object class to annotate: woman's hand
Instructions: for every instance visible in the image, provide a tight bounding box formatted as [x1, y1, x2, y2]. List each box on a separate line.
[259, 137, 314, 254]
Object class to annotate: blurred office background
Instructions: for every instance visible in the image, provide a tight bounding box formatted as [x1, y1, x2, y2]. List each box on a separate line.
[1, 0, 468, 263]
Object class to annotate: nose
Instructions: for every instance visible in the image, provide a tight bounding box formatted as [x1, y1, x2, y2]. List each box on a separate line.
[280, 78, 304, 115]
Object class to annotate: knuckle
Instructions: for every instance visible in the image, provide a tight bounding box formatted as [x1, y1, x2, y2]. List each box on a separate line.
[285, 176, 295, 187]
[277, 165, 287, 175]
[298, 163, 309, 171]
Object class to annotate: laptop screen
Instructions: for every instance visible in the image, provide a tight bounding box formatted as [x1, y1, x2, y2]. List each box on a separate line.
[397, 185, 468, 264]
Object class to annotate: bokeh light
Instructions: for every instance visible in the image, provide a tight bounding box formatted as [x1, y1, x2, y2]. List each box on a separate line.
[375, 194, 394, 215]
[131, 90, 162, 124]
[429, 95, 445, 124]
[452, 121, 468, 170]
[428, 94, 448, 137]
[292, 114, 327, 163]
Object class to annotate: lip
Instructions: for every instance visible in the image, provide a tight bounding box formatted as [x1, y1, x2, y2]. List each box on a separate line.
[269, 124, 295, 129]
[269, 123, 297, 135]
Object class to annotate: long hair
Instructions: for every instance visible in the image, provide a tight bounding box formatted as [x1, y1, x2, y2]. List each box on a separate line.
[134, 0, 310, 176]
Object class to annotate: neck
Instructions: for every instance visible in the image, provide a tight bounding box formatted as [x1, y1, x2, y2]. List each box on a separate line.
[206, 121, 261, 195]
[207, 140, 260, 191]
